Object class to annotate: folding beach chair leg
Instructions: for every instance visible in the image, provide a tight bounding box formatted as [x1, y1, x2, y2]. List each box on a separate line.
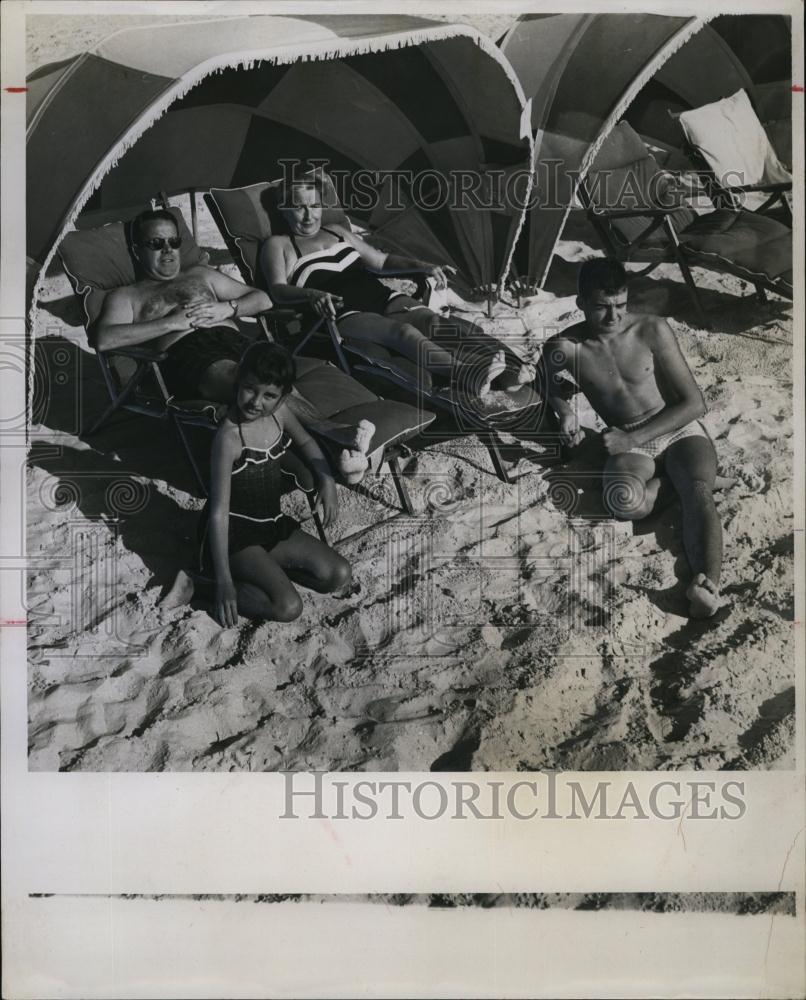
[486, 434, 512, 484]
[326, 319, 352, 375]
[676, 255, 709, 330]
[82, 398, 123, 437]
[663, 217, 709, 329]
[82, 359, 148, 436]
[388, 455, 415, 515]
[172, 415, 208, 496]
[306, 493, 328, 543]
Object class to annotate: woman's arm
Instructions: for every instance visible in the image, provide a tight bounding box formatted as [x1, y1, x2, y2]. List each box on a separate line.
[334, 225, 453, 288]
[278, 404, 338, 527]
[259, 238, 343, 320]
[208, 424, 240, 627]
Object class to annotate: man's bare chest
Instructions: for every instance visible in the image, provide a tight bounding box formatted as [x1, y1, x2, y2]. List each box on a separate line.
[136, 276, 214, 320]
[579, 339, 654, 389]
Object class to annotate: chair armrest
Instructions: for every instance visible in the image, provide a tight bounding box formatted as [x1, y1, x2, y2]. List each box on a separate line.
[724, 181, 792, 194]
[99, 344, 168, 362]
[591, 206, 678, 220]
[365, 266, 430, 278]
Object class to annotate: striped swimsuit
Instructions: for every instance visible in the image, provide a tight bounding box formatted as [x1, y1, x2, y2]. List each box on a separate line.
[288, 227, 408, 320]
[197, 414, 298, 574]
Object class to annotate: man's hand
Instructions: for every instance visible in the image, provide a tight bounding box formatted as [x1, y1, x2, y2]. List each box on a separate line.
[602, 428, 635, 455]
[559, 414, 585, 448]
[214, 578, 239, 628]
[184, 299, 238, 329]
[314, 477, 338, 528]
[306, 289, 343, 320]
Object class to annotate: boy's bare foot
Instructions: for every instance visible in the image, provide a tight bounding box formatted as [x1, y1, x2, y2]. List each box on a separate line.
[159, 569, 195, 610]
[478, 351, 507, 397]
[686, 573, 721, 618]
[338, 448, 369, 484]
[714, 475, 737, 491]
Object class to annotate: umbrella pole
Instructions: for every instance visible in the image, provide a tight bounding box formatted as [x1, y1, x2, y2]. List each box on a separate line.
[189, 189, 198, 242]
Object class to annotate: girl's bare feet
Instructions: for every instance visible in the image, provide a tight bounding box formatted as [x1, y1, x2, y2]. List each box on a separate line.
[686, 573, 721, 618]
[354, 419, 376, 454]
[338, 449, 370, 484]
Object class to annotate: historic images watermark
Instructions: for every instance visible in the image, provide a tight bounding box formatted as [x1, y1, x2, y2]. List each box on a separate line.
[280, 772, 747, 821]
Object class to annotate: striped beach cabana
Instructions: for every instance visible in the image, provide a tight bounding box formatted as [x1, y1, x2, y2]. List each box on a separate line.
[27, 14, 534, 305]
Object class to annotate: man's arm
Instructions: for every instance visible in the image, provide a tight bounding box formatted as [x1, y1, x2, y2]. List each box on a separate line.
[621, 320, 706, 448]
[184, 267, 273, 328]
[542, 335, 585, 447]
[94, 288, 190, 352]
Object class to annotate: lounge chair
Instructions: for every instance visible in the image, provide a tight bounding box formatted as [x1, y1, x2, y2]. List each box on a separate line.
[672, 89, 792, 227]
[578, 121, 793, 327]
[57, 207, 437, 525]
[204, 176, 546, 482]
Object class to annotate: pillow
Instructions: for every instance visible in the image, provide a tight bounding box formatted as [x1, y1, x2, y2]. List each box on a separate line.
[58, 207, 207, 333]
[678, 89, 792, 206]
[207, 172, 349, 287]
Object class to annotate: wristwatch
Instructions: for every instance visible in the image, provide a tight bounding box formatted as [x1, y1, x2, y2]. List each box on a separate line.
[228, 299, 238, 318]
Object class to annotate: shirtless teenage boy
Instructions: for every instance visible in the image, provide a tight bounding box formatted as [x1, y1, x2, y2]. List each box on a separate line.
[544, 258, 722, 618]
[95, 209, 375, 480]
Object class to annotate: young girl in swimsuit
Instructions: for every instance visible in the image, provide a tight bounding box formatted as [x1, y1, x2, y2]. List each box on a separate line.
[163, 341, 351, 626]
[260, 176, 536, 407]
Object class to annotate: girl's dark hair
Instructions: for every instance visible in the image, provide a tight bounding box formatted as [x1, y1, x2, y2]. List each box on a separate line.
[237, 341, 296, 394]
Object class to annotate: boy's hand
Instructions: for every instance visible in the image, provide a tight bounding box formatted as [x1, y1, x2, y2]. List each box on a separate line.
[215, 579, 239, 628]
[602, 428, 635, 455]
[314, 478, 339, 528]
[559, 414, 585, 448]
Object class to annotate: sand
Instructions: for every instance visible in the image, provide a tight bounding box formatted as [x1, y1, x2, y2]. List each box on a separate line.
[26, 15, 795, 774]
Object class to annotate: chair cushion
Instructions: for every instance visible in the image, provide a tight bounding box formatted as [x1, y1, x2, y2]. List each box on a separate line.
[293, 358, 435, 454]
[58, 207, 207, 332]
[207, 173, 349, 287]
[294, 357, 378, 418]
[679, 209, 793, 291]
[342, 339, 434, 394]
[678, 89, 792, 211]
[332, 400, 436, 454]
[587, 122, 696, 245]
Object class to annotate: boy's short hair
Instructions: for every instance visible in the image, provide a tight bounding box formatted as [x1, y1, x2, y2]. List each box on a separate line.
[237, 341, 296, 394]
[577, 258, 628, 300]
[132, 208, 179, 245]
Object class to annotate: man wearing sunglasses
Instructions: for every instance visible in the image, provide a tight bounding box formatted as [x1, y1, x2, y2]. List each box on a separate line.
[96, 209, 273, 403]
[94, 209, 376, 479]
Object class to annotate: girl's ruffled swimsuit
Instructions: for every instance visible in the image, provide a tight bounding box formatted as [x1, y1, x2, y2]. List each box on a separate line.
[198, 414, 298, 574]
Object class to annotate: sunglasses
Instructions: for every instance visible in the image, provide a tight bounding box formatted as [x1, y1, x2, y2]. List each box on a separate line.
[139, 236, 182, 251]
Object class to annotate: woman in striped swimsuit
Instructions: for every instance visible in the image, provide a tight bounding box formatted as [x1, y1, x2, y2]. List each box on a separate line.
[259, 176, 536, 406]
